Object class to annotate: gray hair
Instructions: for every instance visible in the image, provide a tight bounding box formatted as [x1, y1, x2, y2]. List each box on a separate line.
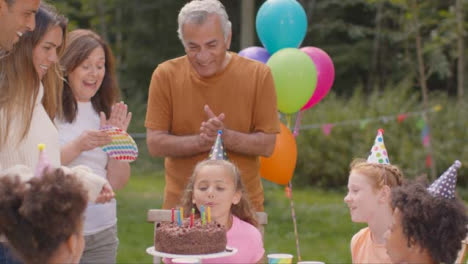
[177, 0, 232, 45]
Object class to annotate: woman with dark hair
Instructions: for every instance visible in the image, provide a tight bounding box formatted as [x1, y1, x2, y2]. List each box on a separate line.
[55, 29, 132, 263]
[0, 168, 88, 264]
[385, 161, 468, 264]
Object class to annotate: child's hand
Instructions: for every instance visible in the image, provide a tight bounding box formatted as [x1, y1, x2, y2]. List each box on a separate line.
[100, 101, 132, 131]
[95, 183, 115, 203]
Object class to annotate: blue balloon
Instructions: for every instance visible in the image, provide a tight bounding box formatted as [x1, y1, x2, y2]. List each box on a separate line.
[238, 46, 271, 64]
[256, 0, 307, 54]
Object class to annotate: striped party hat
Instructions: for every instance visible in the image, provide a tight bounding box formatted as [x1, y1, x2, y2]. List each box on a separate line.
[100, 126, 138, 162]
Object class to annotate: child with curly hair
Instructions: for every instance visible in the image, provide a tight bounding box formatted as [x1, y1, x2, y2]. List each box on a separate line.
[0, 168, 88, 264]
[344, 129, 405, 263]
[385, 160, 468, 264]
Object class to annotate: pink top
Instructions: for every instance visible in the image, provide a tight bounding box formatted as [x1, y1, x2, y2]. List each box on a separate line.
[350, 227, 392, 264]
[203, 215, 264, 263]
[165, 215, 264, 264]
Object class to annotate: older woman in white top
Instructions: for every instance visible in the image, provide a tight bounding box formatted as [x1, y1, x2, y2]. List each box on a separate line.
[55, 29, 132, 264]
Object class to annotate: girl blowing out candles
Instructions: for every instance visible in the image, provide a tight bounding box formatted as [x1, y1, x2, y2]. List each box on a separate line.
[178, 159, 264, 264]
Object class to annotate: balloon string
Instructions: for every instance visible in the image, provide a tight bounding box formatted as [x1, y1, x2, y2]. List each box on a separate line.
[286, 112, 302, 261]
[286, 114, 292, 130]
[288, 181, 302, 261]
[293, 110, 303, 137]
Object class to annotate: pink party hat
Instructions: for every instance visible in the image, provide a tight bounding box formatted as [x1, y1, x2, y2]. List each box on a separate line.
[34, 143, 51, 178]
[427, 160, 461, 199]
[367, 129, 390, 164]
[208, 130, 228, 160]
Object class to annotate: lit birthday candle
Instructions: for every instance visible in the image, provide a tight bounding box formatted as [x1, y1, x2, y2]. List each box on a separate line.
[171, 208, 175, 223]
[180, 207, 184, 220]
[207, 206, 211, 223]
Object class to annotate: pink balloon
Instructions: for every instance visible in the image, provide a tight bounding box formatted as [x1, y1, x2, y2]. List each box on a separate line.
[300, 47, 335, 110]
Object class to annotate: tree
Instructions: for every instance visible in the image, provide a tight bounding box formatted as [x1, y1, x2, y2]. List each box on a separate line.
[456, 0, 465, 103]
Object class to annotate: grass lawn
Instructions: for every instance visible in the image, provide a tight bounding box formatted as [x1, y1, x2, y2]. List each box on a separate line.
[116, 171, 364, 263]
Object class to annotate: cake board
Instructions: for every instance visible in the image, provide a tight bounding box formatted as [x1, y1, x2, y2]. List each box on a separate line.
[146, 246, 237, 263]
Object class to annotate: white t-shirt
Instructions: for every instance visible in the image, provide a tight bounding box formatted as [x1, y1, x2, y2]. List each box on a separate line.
[55, 102, 116, 235]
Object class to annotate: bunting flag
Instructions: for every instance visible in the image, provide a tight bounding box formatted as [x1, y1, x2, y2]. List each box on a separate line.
[421, 123, 430, 147]
[321, 124, 334, 136]
[298, 105, 442, 132]
[416, 118, 425, 130]
[360, 120, 369, 129]
[397, 114, 408, 123]
[426, 154, 432, 168]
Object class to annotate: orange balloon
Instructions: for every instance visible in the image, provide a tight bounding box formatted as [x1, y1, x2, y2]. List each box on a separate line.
[260, 123, 297, 185]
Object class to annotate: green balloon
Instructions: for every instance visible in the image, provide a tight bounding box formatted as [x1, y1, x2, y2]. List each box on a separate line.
[267, 48, 317, 114]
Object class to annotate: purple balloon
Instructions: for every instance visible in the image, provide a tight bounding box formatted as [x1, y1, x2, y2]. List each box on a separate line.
[300, 47, 335, 110]
[238, 46, 271, 64]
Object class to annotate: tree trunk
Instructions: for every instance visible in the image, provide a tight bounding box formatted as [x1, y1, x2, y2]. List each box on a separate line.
[410, 0, 436, 179]
[367, 0, 383, 92]
[115, 2, 123, 67]
[240, 0, 255, 49]
[456, 0, 465, 103]
[96, 0, 108, 42]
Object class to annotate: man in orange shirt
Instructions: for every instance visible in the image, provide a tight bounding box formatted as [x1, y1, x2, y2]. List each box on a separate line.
[145, 0, 280, 212]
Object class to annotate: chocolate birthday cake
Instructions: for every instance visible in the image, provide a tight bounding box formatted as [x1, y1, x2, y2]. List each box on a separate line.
[154, 218, 227, 254]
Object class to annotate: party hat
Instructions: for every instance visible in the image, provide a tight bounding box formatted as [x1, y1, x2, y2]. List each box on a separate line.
[367, 129, 390, 164]
[100, 126, 138, 162]
[208, 130, 228, 160]
[427, 160, 461, 199]
[34, 143, 51, 178]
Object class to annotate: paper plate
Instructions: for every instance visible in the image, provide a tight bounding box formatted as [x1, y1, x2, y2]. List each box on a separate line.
[100, 126, 138, 162]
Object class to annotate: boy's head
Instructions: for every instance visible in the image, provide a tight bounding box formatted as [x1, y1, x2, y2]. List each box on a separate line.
[385, 181, 468, 264]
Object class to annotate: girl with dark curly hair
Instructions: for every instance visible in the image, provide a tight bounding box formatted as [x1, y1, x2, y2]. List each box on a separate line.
[344, 129, 405, 263]
[0, 168, 88, 264]
[385, 161, 468, 264]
